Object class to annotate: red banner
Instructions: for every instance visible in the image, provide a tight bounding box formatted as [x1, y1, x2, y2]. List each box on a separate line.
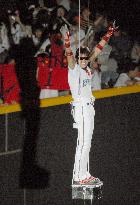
[1, 59, 70, 103]
[2, 64, 20, 104]
[37, 57, 69, 90]
[0, 65, 3, 100]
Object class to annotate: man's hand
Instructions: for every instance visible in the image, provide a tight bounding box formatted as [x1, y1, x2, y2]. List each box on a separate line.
[14, 15, 21, 24]
[107, 20, 119, 37]
[60, 25, 69, 40]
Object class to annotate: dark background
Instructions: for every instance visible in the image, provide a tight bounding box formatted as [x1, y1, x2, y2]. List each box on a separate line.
[0, 0, 139, 39]
[94, 0, 140, 39]
[0, 92, 139, 205]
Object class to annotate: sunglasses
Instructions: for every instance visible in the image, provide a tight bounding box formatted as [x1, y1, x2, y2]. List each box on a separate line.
[79, 57, 89, 60]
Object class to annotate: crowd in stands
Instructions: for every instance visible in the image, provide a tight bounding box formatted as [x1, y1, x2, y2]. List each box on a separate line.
[0, 0, 140, 104]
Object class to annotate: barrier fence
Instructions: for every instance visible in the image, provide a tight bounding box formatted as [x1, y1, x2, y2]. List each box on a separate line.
[0, 85, 140, 115]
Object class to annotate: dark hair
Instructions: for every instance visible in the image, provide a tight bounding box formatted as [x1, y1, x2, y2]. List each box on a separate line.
[75, 46, 90, 59]
[120, 60, 140, 73]
[44, 0, 57, 8]
[32, 24, 44, 34]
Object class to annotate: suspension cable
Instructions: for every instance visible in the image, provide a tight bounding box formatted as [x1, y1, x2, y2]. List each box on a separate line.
[78, 0, 81, 60]
[87, 0, 90, 47]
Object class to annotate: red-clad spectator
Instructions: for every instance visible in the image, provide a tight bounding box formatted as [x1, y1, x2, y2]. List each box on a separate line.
[3, 64, 20, 104]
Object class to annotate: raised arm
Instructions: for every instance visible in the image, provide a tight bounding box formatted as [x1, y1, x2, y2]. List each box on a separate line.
[61, 25, 76, 69]
[90, 23, 119, 62]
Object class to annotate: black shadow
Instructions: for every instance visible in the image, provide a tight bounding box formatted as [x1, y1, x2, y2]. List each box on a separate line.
[14, 37, 50, 189]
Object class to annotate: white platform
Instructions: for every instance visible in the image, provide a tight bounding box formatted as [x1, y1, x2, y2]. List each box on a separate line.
[72, 181, 103, 200]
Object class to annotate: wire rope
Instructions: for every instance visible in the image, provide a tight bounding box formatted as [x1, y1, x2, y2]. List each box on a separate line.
[78, 0, 81, 60]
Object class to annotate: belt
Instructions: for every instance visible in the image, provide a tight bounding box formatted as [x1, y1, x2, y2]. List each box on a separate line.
[71, 97, 95, 106]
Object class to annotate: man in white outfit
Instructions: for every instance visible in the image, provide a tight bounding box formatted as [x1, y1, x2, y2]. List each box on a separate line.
[61, 23, 117, 184]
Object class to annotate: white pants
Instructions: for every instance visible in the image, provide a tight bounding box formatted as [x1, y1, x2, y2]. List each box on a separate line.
[71, 98, 95, 182]
[39, 89, 58, 99]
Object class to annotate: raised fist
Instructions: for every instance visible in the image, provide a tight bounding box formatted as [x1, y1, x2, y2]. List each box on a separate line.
[107, 20, 119, 36]
[60, 25, 69, 40]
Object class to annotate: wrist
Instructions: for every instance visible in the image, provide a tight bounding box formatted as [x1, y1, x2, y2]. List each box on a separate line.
[106, 26, 115, 37]
[64, 38, 70, 42]
[66, 51, 73, 56]
[107, 31, 113, 37]
[96, 43, 103, 51]
[65, 42, 70, 48]
[102, 35, 110, 42]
